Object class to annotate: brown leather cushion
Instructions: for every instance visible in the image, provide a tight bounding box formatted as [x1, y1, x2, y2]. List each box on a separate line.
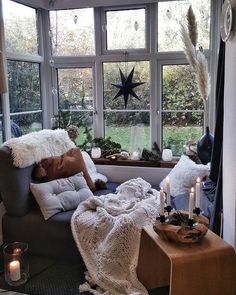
[34, 148, 95, 190]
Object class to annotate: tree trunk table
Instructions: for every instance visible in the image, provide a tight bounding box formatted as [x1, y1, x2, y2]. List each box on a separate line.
[137, 225, 236, 295]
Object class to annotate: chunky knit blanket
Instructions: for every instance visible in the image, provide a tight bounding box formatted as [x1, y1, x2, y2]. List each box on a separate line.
[71, 177, 160, 295]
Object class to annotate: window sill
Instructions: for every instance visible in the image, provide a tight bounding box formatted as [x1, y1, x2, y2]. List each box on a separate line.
[93, 158, 177, 168]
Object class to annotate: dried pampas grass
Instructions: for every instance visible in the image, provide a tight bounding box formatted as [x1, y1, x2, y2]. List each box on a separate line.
[180, 5, 211, 126]
[180, 24, 197, 69]
[187, 5, 198, 47]
[195, 51, 211, 101]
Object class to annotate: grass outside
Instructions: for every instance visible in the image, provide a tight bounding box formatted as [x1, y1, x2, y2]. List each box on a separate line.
[105, 125, 202, 155]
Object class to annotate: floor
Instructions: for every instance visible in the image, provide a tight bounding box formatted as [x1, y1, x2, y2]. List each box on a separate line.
[0, 254, 169, 295]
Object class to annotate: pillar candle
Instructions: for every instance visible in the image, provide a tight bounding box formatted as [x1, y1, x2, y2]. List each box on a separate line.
[189, 187, 194, 219]
[195, 177, 201, 208]
[159, 187, 164, 216]
[9, 260, 21, 281]
[166, 176, 171, 206]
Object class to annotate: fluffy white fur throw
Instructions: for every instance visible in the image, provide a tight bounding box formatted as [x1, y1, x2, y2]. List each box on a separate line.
[71, 177, 160, 295]
[3, 129, 75, 168]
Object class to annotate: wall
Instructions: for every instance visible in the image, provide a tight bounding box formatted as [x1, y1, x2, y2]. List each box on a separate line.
[96, 165, 170, 185]
[223, 0, 236, 248]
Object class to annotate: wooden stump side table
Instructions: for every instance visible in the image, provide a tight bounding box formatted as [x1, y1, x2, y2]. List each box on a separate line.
[137, 225, 236, 295]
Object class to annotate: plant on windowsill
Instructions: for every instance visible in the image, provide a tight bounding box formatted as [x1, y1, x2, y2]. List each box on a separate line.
[180, 6, 214, 164]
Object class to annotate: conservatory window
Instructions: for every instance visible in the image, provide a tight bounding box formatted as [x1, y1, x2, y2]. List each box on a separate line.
[3, 0, 38, 55]
[8, 60, 42, 136]
[49, 8, 95, 56]
[103, 7, 146, 51]
[161, 64, 204, 155]
[57, 67, 94, 145]
[158, 0, 211, 52]
[103, 61, 150, 152]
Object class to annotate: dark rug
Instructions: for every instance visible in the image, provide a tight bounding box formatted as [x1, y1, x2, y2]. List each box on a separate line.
[0, 254, 169, 295]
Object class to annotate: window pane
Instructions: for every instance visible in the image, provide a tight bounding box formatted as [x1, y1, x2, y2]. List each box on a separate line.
[58, 68, 93, 110]
[103, 61, 149, 110]
[50, 9, 95, 56]
[10, 113, 42, 137]
[3, 0, 38, 55]
[162, 111, 203, 155]
[162, 64, 203, 110]
[55, 110, 94, 145]
[8, 61, 41, 113]
[106, 9, 145, 50]
[158, 0, 211, 52]
[104, 112, 150, 151]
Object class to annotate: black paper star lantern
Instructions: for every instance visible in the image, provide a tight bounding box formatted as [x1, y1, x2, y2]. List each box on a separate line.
[111, 67, 145, 108]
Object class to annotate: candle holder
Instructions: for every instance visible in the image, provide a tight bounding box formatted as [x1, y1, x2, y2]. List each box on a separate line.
[156, 214, 166, 224]
[188, 218, 194, 229]
[91, 147, 102, 159]
[165, 205, 172, 215]
[193, 207, 201, 216]
[3, 242, 29, 286]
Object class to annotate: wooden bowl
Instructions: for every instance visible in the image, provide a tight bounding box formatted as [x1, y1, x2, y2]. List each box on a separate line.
[153, 211, 209, 244]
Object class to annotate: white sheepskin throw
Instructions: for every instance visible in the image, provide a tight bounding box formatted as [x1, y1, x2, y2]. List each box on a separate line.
[71, 177, 160, 295]
[3, 129, 75, 168]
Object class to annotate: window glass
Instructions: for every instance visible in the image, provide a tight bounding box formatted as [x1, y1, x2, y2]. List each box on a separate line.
[162, 112, 203, 155]
[50, 9, 95, 56]
[162, 64, 203, 110]
[103, 61, 150, 152]
[57, 68, 94, 143]
[162, 64, 204, 155]
[58, 68, 93, 110]
[10, 113, 42, 137]
[8, 61, 41, 112]
[158, 0, 211, 52]
[3, 0, 38, 55]
[105, 8, 145, 50]
[104, 112, 150, 152]
[103, 61, 149, 110]
[7, 60, 42, 136]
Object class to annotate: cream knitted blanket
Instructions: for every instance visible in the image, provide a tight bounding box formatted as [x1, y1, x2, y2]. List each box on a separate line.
[71, 177, 160, 295]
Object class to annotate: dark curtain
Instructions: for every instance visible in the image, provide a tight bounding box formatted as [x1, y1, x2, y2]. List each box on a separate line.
[209, 40, 225, 235]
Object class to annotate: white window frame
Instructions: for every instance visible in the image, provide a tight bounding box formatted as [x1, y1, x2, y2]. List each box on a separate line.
[101, 4, 151, 55]
[1, 0, 221, 155]
[2, 1, 44, 140]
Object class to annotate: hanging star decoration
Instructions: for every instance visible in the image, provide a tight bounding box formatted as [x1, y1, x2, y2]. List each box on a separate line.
[111, 67, 145, 108]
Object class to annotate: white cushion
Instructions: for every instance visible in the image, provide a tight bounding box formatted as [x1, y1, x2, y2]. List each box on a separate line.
[159, 155, 210, 197]
[30, 172, 93, 220]
[82, 151, 108, 183]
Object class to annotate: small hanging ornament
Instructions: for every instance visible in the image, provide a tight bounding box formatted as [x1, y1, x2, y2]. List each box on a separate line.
[74, 15, 78, 24]
[134, 21, 139, 31]
[111, 67, 145, 109]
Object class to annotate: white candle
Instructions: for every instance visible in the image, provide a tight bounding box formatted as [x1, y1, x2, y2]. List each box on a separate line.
[195, 177, 201, 208]
[166, 176, 171, 206]
[159, 187, 164, 216]
[9, 260, 21, 281]
[189, 187, 194, 219]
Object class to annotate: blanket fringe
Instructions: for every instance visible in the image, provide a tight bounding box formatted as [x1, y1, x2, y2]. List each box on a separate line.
[79, 282, 110, 295]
